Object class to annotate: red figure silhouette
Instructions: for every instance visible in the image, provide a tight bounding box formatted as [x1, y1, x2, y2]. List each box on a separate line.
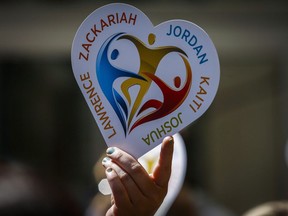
[129, 54, 192, 132]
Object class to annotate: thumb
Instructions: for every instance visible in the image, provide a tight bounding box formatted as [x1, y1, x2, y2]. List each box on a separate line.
[152, 136, 174, 187]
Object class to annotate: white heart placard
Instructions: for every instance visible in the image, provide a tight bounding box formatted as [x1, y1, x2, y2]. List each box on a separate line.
[71, 3, 220, 158]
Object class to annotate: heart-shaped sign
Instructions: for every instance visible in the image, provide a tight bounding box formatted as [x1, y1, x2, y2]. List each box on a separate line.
[71, 3, 220, 158]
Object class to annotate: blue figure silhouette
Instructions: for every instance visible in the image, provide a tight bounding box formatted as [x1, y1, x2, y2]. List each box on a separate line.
[96, 33, 146, 134]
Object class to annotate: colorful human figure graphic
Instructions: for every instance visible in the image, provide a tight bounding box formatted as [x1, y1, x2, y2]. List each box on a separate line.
[96, 32, 192, 135]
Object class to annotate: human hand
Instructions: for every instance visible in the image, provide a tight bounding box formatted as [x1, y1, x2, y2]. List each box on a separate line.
[102, 136, 174, 216]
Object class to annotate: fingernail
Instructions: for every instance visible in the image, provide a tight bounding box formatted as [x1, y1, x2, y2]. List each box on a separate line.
[169, 136, 174, 144]
[106, 167, 113, 173]
[102, 157, 111, 164]
[106, 147, 115, 155]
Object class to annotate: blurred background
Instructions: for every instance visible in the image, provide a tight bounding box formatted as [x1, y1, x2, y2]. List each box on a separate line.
[0, 0, 287, 215]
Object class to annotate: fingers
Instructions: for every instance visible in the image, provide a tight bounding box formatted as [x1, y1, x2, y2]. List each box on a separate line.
[102, 157, 143, 204]
[105, 167, 131, 209]
[104, 147, 155, 196]
[103, 135, 174, 199]
[152, 136, 174, 187]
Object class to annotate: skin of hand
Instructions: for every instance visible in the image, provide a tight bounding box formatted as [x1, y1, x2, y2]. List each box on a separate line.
[102, 136, 174, 216]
